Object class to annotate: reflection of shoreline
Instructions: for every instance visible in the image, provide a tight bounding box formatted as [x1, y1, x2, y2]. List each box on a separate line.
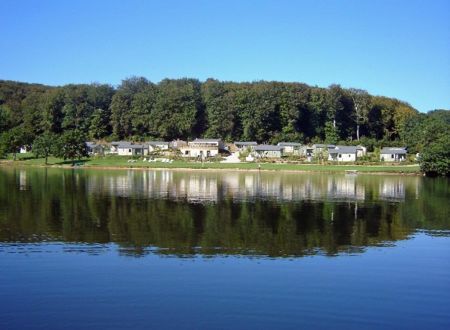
[0, 162, 422, 175]
[85, 170, 414, 203]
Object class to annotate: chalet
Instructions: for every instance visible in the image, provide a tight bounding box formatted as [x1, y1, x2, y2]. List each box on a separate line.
[117, 142, 148, 156]
[328, 146, 358, 162]
[356, 145, 367, 157]
[234, 141, 258, 151]
[147, 141, 170, 152]
[86, 142, 104, 155]
[180, 138, 224, 158]
[277, 142, 302, 155]
[170, 139, 188, 149]
[253, 145, 284, 158]
[313, 144, 336, 154]
[380, 147, 407, 162]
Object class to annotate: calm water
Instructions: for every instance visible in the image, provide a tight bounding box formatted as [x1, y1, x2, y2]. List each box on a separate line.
[0, 167, 449, 329]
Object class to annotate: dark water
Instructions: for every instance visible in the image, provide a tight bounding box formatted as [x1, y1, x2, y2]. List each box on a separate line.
[0, 168, 449, 329]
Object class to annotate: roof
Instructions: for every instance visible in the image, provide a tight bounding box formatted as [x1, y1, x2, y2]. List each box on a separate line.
[381, 147, 407, 154]
[234, 141, 258, 146]
[192, 138, 222, 143]
[313, 144, 335, 148]
[147, 141, 169, 146]
[116, 142, 146, 149]
[277, 142, 302, 147]
[329, 146, 357, 154]
[254, 145, 284, 151]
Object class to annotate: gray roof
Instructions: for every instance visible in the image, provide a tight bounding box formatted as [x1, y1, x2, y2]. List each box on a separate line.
[147, 141, 169, 146]
[313, 144, 336, 148]
[381, 147, 407, 154]
[254, 145, 284, 151]
[329, 146, 357, 154]
[192, 138, 222, 143]
[234, 141, 258, 146]
[277, 142, 302, 147]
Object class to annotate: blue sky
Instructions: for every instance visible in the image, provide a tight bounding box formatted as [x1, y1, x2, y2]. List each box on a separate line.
[0, 0, 449, 112]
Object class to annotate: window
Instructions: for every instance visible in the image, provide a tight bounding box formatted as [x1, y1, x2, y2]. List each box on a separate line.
[338, 154, 342, 158]
[391, 154, 394, 159]
[128, 149, 131, 153]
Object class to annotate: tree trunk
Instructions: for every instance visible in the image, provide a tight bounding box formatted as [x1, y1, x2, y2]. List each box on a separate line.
[45, 155, 48, 165]
[13, 152, 17, 161]
[356, 124, 360, 141]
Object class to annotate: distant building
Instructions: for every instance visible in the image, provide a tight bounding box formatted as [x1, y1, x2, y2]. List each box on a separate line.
[277, 142, 302, 155]
[116, 142, 148, 156]
[253, 145, 284, 158]
[328, 146, 358, 162]
[170, 139, 188, 149]
[234, 141, 258, 151]
[380, 147, 407, 162]
[180, 138, 224, 158]
[86, 142, 104, 155]
[147, 141, 170, 152]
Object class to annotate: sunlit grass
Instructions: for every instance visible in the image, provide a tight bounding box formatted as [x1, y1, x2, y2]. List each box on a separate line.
[2, 153, 421, 173]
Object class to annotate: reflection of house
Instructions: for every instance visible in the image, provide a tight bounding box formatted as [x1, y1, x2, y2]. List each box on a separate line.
[379, 179, 405, 201]
[380, 147, 407, 162]
[327, 176, 365, 200]
[234, 141, 257, 151]
[147, 141, 169, 152]
[328, 146, 358, 162]
[277, 142, 302, 155]
[86, 142, 104, 155]
[253, 145, 283, 158]
[180, 139, 224, 158]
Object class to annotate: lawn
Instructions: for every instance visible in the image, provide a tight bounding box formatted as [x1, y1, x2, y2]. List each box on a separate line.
[1, 153, 421, 173]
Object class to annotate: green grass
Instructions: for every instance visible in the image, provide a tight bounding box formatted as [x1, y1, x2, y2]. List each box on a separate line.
[1, 153, 421, 173]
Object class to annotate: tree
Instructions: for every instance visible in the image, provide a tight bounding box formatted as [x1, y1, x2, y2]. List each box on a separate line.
[32, 132, 58, 164]
[324, 121, 339, 144]
[418, 117, 450, 176]
[349, 89, 371, 140]
[55, 130, 88, 165]
[0, 126, 27, 160]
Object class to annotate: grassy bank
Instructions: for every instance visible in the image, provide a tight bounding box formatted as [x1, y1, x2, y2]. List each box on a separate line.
[1, 154, 421, 174]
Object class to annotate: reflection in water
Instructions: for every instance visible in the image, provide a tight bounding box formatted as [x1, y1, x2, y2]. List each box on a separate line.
[0, 167, 448, 257]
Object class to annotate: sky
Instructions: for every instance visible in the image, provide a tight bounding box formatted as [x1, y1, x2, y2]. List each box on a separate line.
[0, 0, 449, 112]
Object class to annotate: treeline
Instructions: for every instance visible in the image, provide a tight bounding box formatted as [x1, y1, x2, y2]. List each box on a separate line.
[0, 77, 448, 175]
[0, 77, 420, 144]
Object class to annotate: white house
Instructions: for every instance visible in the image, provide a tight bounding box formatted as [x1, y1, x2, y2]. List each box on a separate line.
[234, 141, 258, 151]
[277, 142, 302, 155]
[253, 145, 284, 158]
[147, 141, 170, 152]
[117, 142, 148, 156]
[380, 147, 407, 162]
[180, 138, 224, 158]
[328, 146, 358, 162]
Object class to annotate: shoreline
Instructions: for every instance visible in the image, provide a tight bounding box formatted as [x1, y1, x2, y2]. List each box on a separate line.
[0, 161, 423, 176]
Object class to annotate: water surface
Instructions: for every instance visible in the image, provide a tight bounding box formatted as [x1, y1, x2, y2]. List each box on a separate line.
[0, 168, 449, 329]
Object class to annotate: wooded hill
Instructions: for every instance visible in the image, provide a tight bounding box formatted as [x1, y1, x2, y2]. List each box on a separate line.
[0, 77, 447, 154]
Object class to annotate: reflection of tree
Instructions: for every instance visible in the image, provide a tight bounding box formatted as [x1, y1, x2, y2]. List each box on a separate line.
[0, 168, 448, 258]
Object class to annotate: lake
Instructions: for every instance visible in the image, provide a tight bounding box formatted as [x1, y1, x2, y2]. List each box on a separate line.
[0, 167, 449, 329]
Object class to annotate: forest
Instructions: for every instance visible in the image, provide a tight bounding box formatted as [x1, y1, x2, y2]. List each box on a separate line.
[0, 77, 448, 174]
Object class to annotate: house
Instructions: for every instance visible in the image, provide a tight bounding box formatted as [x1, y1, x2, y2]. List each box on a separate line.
[356, 145, 367, 157]
[328, 146, 358, 162]
[86, 142, 104, 155]
[147, 141, 170, 152]
[109, 141, 126, 154]
[19, 146, 30, 154]
[180, 138, 224, 158]
[253, 145, 284, 158]
[234, 141, 258, 151]
[117, 142, 148, 156]
[170, 139, 188, 149]
[313, 144, 336, 154]
[380, 147, 407, 162]
[277, 142, 302, 155]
